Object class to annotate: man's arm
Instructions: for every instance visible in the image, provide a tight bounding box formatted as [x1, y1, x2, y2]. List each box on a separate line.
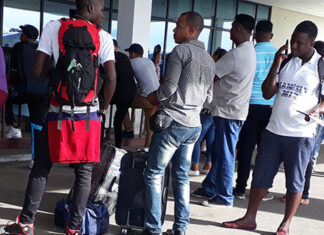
[262, 44, 288, 99]
[157, 49, 182, 101]
[147, 90, 159, 105]
[102, 60, 116, 112]
[33, 51, 50, 77]
[309, 98, 324, 117]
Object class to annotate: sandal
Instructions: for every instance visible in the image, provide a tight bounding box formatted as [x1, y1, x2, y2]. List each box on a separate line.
[276, 225, 289, 235]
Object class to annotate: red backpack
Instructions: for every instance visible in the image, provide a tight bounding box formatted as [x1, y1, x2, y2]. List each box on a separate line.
[51, 18, 101, 131]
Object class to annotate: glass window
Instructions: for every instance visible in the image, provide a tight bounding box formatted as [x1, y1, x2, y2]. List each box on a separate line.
[194, 0, 215, 26]
[198, 28, 212, 53]
[3, 0, 40, 47]
[152, 0, 167, 18]
[257, 5, 270, 20]
[44, 0, 74, 27]
[149, 20, 166, 56]
[215, 0, 236, 30]
[237, 2, 256, 18]
[101, 11, 109, 31]
[165, 22, 176, 53]
[105, 0, 110, 8]
[168, 0, 192, 21]
[213, 30, 232, 52]
[112, 0, 118, 9]
[111, 13, 118, 38]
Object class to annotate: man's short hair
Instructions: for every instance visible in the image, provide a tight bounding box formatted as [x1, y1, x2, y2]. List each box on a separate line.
[76, 0, 90, 10]
[180, 11, 204, 33]
[213, 47, 227, 59]
[235, 14, 255, 33]
[255, 20, 273, 33]
[125, 43, 144, 56]
[295, 21, 318, 40]
[113, 39, 119, 48]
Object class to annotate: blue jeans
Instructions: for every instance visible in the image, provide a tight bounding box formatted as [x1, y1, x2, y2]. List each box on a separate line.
[144, 121, 201, 233]
[202, 116, 243, 205]
[191, 113, 215, 164]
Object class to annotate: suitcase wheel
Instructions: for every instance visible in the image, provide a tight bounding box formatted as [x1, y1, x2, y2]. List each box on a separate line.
[121, 228, 131, 234]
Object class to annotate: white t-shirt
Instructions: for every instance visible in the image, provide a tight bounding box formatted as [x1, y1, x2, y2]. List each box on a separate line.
[211, 41, 256, 120]
[266, 51, 323, 137]
[37, 19, 115, 113]
[37, 20, 115, 66]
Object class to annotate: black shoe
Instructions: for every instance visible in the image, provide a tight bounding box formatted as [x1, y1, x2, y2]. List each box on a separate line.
[142, 229, 162, 235]
[122, 130, 134, 138]
[233, 188, 246, 200]
[0, 214, 34, 235]
[201, 198, 233, 208]
[262, 192, 274, 201]
[165, 229, 186, 235]
[191, 188, 212, 199]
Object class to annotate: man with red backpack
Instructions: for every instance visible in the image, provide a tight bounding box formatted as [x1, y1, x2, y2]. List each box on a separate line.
[0, 0, 116, 235]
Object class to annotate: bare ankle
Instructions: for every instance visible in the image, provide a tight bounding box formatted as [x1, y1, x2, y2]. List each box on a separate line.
[191, 164, 199, 171]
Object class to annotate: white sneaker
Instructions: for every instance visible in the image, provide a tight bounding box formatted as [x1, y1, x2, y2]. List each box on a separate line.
[6, 126, 22, 138]
[188, 169, 200, 176]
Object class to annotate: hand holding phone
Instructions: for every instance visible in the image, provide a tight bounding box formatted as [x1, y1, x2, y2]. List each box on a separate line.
[285, 39, 288, 55]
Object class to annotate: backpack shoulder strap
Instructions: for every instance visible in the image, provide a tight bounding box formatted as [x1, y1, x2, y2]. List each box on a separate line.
[278, 53, 293, 74]
[317, 56, 324, 103]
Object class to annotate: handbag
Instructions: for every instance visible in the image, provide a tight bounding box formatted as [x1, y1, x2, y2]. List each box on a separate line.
[149, 110, 173, 133]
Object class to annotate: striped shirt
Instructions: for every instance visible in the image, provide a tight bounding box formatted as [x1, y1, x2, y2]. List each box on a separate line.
[250, 42, 277, 105]
[157, 40, 215, 127]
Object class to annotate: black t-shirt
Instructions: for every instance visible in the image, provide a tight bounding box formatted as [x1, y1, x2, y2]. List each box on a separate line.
[111, 51, 137, 103]
[11, 41, 49, 94]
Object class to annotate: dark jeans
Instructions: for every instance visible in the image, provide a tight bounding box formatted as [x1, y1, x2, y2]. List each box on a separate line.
[235, 104, 272, 194]
[112, 100, 133, 148]
[5, 91, 27, 126]
[20, 125, 93, 230]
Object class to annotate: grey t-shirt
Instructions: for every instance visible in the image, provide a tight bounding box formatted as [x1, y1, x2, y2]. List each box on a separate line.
[211, 41, 256, 120]
[130, 57, 159, 97]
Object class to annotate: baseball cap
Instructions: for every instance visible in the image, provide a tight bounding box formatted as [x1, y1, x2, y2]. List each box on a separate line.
[113, 39, 119, 47]
[125, 43, 144, 55]
[19, 24, 39, 40]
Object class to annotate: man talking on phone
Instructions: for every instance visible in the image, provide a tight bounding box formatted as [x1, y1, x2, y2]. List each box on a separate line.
[224, 20, 324, 235]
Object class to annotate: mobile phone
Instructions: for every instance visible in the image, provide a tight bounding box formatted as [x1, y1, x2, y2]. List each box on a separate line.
[285, 39, 288, 55]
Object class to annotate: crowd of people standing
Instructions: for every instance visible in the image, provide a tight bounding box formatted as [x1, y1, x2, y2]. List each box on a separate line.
[0, 0, 323, 235]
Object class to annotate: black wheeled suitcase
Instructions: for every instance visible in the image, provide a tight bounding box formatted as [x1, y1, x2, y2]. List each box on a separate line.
[89, 143, 127, 215]
[115, 152, 170, 234]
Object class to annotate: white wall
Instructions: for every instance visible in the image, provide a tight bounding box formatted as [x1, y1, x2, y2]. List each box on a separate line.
[117, 0, 152, 57]
[271, 6, 324, 48]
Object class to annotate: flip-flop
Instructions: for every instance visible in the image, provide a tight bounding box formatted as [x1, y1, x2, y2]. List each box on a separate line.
[276, 225, 289, 235]
[223, 220, 257, 230]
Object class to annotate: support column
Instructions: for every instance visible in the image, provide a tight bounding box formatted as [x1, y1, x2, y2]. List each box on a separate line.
[117, 0, 152, 57]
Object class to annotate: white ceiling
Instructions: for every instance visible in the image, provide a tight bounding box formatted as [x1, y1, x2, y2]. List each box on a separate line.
[249, 0, 324, 18]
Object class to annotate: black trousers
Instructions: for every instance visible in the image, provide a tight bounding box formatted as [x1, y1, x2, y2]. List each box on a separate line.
[5, 92, 49, 126]
[20, 124, 93, 230]
[235, 104, 272, 194]
[113, 100, 133, 148]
